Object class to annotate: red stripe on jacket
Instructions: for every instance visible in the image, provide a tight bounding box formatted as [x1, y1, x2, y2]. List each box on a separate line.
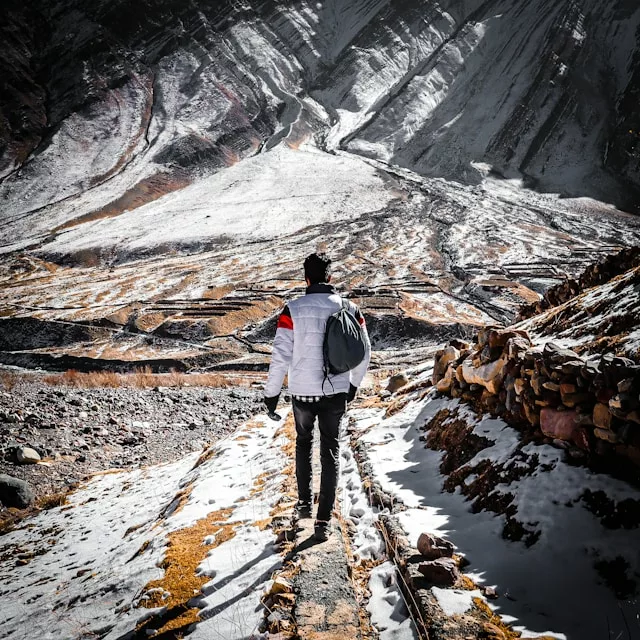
[277, 313, 293, 330]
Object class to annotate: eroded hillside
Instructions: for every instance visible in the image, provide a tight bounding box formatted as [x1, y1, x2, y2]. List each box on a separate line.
[1, 0, 640, 371]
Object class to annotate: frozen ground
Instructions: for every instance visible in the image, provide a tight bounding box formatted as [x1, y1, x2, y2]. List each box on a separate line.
[350, 390, 640, 640]
[0, 412, 290, 640]
[2, 0, 640, 373]
[2, 143, 639, 375]
[34, 146, 394, 259]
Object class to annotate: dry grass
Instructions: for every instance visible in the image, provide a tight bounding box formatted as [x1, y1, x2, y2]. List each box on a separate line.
[471, 597, 557, 640]
[206, 296, 282, 336]
[37, 492, 69, 510]
[0, 489, 73, 536]
[136, 508, 236, 637]
[0, 371, 20, 391]
[41, 368, 230, 389]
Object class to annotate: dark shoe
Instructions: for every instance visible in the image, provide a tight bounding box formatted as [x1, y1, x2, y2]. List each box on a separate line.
[314, 520, 330, 542]
[295, 501, 312, 519]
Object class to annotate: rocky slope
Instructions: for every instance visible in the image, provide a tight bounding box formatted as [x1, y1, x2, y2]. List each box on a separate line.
[0, 380, 261, 499]
[432, 257, 640, 474]
[2, 0, 640, 214]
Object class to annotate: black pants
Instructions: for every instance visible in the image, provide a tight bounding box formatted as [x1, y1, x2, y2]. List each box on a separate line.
[292, 393, 347, 522]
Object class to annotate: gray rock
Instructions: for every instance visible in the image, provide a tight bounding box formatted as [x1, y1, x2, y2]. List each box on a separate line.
[0, 474, 34, 508]
[543, 343, 581, 364]
[17, 446, 41, 464]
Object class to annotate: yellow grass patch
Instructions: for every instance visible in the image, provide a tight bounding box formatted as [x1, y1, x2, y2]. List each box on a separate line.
[471, 597, 556, 639]
[136, 508, 236, 637]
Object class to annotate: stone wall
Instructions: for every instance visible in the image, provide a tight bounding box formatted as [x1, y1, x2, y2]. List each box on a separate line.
[433, 328, 640, 471]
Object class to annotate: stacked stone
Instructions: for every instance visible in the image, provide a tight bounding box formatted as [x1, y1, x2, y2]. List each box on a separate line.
[518, 247, 640, 320]
[433, 328, 640, 468]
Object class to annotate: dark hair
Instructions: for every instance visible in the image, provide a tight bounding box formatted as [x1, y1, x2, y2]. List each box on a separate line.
[304, 252, 332, 284]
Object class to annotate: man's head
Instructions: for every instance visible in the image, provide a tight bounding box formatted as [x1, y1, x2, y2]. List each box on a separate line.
[304, 252, 332, 285]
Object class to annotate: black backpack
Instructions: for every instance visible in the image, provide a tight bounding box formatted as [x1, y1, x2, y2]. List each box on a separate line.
[323, 299, 366, 380]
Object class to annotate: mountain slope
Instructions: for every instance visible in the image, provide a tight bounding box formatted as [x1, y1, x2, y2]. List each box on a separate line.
[1, 0, 640, 243]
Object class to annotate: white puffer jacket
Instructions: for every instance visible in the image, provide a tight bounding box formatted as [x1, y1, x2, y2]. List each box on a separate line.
[264, 284, 371, 398]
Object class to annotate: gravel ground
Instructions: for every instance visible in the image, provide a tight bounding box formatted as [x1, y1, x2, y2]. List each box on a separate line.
[0, 381, 263, 502]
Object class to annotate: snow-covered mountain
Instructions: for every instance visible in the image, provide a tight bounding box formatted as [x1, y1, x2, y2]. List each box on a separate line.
[3, 0, 640, 223]
[1, 0, 640, 370]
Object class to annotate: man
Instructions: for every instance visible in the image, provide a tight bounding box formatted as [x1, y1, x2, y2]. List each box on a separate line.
[263, 253, 371, 541]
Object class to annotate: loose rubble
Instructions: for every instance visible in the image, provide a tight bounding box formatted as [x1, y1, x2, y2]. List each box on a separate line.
[0, 379, 261, 503]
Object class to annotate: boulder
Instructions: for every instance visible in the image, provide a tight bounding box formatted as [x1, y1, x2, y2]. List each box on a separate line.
[540, 408, 577, 441]
[435, 363, 456, 393]
[17, 446, 41, 464]
[418, 557, 460, 586]
[488, 329, 531, 350]
[514, 378, 527, 396]
[436, 372, 453, 394]
[530, 371, 545, 396]
[461, 357, 507, 395]
[561, 360, 587, 375]
[610, 393, 639, 417]
[477, 326, 502, 349]
[417, 532, 455, 560]
[572, 426, 591, 452]
[506, 336, 531, 360]
[594, 428, 618, 444]
[561, 392, 590, 408]
[523, 400, 540, 427]
[387, 373, 409, 393]
[0, 474, 34, 508]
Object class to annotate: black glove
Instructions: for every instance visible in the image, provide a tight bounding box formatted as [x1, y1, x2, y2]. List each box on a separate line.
[347, 384, 358, 403]
[264, 394, 280, 414]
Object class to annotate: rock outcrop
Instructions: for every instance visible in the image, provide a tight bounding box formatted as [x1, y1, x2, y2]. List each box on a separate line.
[433, 263, 640, 471]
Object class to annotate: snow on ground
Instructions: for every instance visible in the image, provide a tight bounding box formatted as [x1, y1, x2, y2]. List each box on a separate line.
[0, 412, 291, 640]
[40, 146, 393, 258]
[368, 562, 419, 640]
[339, 409, 417, 639]
[350, 394, 640, 640]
